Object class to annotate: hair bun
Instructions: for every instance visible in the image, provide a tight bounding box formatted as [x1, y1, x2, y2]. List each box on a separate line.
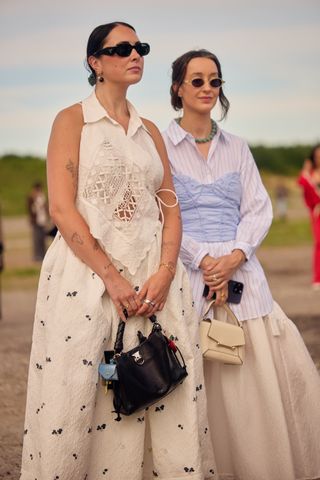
[88, 73, 96, 86]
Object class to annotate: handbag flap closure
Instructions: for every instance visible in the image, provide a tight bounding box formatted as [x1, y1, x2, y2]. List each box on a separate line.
[208, 319, 245, 348]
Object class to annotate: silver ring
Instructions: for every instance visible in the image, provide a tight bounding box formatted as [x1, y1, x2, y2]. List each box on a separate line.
[144, 298, 155, 307]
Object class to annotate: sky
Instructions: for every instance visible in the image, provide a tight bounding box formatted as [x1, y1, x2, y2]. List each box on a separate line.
[0, 0, 320, 156]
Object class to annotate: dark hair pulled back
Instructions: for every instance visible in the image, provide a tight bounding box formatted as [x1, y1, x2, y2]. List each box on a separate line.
[86, 21, 135, 85]
[170, 49, 230, 120]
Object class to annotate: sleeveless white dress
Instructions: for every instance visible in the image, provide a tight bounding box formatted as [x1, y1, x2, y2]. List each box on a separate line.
[20, 91, 216, 480]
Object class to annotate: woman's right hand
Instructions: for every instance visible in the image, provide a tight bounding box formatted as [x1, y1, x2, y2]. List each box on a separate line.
[103, 269, 142, 321]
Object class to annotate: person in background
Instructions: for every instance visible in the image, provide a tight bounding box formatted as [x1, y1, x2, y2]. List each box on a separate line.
[275, 182, 289, 221]
[26, 181, 49, 261]
[0, 204, 4, 320]
[298, 145, 320, 289]
[163, 48, 320, 480]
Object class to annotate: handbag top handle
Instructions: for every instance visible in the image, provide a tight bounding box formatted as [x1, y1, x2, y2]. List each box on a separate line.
[114, 314, 158, 356]
[202, 300, 242, 328]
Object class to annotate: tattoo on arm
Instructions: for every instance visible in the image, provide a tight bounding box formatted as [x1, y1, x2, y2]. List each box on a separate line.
[66, 158, 78, 190]
[93, 239, 99, 251]
[71, 232, 84, 245]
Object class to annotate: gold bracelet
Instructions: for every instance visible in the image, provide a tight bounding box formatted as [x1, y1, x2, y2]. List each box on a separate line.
[159, 262, 175, 278]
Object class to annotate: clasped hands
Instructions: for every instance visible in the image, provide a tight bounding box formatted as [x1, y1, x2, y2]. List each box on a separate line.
[104, 267, 173, 321]
[200, 250, 245, 306]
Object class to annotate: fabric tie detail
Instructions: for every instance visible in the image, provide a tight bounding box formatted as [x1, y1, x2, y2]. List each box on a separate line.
[155, 189, 179, 224]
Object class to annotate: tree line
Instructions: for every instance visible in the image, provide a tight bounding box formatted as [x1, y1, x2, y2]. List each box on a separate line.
[0, 146, 316, 216]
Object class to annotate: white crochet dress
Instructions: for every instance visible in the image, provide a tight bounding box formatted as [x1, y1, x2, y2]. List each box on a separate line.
[20, 91, 216, 480]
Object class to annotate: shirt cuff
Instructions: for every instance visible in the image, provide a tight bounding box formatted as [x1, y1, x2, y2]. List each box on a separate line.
[192, 249, 209, 270]
[232, 242, 254, 261]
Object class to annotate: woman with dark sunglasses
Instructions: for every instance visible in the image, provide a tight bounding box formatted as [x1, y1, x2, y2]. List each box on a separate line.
[162, 49, 320, 480]
[20, 25, 216, 479]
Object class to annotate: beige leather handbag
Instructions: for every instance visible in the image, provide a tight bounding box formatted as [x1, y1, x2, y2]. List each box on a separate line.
[200, 300, 245, 365]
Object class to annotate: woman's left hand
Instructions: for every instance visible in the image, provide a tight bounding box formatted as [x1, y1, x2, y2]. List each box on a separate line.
[203, 250, 245, 290]
[136, 269, 173, 317]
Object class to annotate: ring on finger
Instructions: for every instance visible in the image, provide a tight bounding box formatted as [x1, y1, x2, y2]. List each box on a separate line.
[144, 298, 155, 307]
[212, 274, 218, 282]
[221, 292, 226, 299]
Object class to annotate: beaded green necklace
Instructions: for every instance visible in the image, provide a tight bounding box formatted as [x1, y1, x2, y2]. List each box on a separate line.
[175, 118, 218, 143]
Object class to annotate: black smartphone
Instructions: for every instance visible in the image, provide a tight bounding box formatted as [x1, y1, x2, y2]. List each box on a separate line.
[203, 279, 244, 304]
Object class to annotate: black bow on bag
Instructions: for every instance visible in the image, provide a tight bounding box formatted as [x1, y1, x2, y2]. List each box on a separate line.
[99, 314, 188, 421]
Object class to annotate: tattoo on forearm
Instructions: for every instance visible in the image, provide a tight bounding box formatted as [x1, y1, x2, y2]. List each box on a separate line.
[93, 239, 99, 251]
[66, 159, 78, 189]
[71, 232, 84, 245]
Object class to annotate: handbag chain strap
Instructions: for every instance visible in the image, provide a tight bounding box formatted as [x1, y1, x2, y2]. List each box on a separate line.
[202, 300, 242, 328]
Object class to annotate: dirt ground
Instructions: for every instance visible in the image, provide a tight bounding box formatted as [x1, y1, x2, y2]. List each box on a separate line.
[0, 217, 319, 479]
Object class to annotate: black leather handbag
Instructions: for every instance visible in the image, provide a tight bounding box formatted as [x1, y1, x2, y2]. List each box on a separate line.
[100, 315, 188, 420]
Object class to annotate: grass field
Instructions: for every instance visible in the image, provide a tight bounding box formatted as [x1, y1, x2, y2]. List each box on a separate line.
[263, 219, 312, 246]
[0, 154, 313, 253]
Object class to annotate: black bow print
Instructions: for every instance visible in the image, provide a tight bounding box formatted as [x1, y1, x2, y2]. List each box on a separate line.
[66, 291, 78, 297]
[155, 405, 165, 412]
[82, 359, 93, 366]
[184, 467, 195, 473]
[97, 423, 107, 430]
[52, 428, 63, 435]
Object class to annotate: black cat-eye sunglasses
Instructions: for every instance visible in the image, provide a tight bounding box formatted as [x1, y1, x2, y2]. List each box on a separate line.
[94, 42, 150, 58]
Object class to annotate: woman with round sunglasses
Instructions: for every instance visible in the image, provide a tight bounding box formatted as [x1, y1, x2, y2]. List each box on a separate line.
[20, 25, 216, 480]
[162, 49, 320, 480]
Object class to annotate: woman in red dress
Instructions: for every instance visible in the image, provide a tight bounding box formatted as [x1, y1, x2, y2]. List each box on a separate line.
[298, 144, 320, 288]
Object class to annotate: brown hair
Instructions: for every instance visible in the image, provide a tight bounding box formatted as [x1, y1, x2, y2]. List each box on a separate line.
[170, 49, 230, 120]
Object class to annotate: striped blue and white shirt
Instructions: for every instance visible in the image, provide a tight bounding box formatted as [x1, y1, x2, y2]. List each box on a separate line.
[162, 119, 274, 321]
